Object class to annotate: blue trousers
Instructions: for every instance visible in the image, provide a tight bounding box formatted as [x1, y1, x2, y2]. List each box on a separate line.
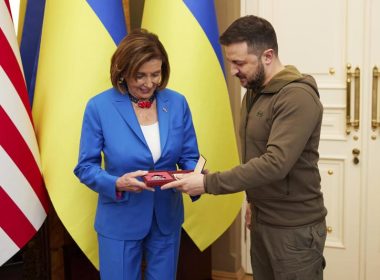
[98, 214, 181, 280]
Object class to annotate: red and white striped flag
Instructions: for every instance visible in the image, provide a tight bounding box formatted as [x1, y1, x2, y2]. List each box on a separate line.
[0, 0, 49, 265]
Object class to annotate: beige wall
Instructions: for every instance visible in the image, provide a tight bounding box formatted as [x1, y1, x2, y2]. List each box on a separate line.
[213, 1, 243, 275]
[215, 0, 242, 137]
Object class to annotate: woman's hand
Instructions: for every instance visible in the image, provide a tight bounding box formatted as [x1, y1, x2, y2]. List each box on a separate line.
[116, 170, 154, 193]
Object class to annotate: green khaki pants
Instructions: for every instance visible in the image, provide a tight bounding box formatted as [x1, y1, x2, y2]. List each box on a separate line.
[250, 218, 326, 280]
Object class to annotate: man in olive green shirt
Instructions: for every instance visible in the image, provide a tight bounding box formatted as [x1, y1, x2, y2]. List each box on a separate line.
[162, 15, 327, 280]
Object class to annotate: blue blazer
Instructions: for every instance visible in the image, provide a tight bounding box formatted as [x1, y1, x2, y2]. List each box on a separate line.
[74, 88, 199, 240]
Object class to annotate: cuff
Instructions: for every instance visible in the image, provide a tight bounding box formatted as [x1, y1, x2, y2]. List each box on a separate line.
[203, 174, 209, 193]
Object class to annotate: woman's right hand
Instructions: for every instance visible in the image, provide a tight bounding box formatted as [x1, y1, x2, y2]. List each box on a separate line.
[116, 170, 154, 193]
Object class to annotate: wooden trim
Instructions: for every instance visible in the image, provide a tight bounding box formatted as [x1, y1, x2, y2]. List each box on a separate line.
[122, 0, 131, 31]
[212, 267, 246, 280]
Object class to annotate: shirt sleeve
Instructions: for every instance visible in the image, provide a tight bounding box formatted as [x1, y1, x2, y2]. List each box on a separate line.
[205, 86, 322, 194]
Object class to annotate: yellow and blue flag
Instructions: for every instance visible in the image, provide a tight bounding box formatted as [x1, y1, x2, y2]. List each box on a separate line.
[18, 0, 45, 105]
[23, 0, 127, 267]
[142, 0, 244, 251]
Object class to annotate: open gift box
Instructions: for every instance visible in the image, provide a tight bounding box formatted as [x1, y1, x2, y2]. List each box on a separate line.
[143, 155, 206, 187]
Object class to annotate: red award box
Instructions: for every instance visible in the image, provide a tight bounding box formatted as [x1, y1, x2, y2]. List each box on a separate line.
[143, 155, 206, 187]
[143, 170, 192, 187]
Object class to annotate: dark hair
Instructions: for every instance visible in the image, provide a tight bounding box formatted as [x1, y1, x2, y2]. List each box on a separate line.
[110, 28, 170, 93]
[219, 15, 278, 56]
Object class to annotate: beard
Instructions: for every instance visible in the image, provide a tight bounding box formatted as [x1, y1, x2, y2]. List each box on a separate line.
[237, 62, 265, 93]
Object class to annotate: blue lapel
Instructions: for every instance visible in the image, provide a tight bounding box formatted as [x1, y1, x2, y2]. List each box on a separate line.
[111, 89, 171, 154]
[156, 92, 170, 153]
[111, 89, 147, 146]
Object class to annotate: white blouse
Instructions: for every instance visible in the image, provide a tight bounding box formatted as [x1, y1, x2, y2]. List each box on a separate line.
[140, 122, 161, 163]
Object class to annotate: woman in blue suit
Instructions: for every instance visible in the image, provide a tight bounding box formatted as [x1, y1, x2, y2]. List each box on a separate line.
[74, 29, 199, 280]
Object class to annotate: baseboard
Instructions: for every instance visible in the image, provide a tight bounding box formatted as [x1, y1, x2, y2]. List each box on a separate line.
[212, 267, 246, 280]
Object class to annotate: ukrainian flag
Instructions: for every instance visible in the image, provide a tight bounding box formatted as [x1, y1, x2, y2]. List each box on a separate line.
[18, 0, 45, 105]
[29, 0, 127, 267]
[142, 0, 244, 251]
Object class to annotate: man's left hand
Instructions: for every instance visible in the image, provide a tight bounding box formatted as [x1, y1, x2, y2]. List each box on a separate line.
[161, 173, 206, 196]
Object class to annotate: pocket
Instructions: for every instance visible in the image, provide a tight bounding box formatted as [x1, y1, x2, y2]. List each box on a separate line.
[286, 221, 326, 252]
[253, 180, 289, 198]
[100, 192, 130, 204]
[315, 220, 327, 237]
[311, 220, 327, 254]
[275, 257, 325, 280]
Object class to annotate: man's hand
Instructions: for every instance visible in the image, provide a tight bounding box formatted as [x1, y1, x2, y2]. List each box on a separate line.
[161, 173, 206, 196]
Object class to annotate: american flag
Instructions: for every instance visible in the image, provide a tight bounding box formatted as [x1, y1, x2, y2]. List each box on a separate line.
[0, 0, 49, 265]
